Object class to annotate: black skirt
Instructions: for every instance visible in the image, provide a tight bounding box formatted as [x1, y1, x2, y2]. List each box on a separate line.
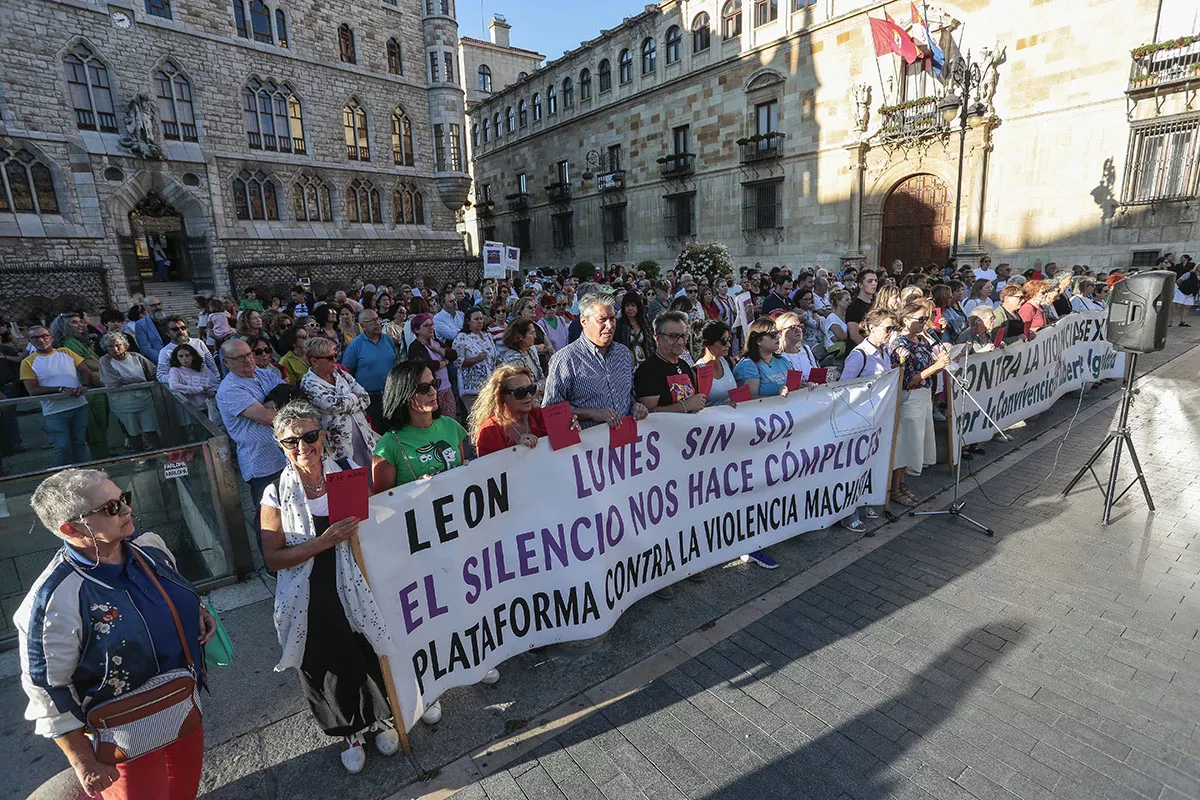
[299, 515, 392, 737]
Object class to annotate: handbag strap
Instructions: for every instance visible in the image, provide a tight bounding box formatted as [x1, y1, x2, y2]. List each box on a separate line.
[392, 430, 422, 482]
[129, 546, 195, 672]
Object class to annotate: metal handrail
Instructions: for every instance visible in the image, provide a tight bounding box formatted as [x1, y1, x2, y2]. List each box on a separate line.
[0, 380, 160, 407]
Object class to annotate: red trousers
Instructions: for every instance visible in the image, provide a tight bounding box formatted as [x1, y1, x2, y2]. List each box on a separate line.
[101, 725, 204, 800]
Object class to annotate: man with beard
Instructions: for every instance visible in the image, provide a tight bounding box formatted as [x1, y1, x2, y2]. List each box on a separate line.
[134, 296, 167, 362]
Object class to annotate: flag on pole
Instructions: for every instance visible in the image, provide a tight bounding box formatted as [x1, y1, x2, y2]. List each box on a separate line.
[911, 2, 946, 71]
[869, 12, 921, 64]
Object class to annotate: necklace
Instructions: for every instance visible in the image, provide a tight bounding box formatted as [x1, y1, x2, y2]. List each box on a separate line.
[299, 470, 326, 494]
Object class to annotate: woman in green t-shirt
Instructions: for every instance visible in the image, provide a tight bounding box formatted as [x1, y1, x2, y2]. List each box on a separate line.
[370, 360, 499, 724]
[372, 361, 467, 490]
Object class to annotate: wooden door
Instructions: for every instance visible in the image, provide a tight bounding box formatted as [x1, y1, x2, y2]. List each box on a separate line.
[880, 174, 952, 273]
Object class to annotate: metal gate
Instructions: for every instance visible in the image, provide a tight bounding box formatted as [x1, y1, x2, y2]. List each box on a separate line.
[880, 174, 952, 272]
[186, 235, 216, 294]
[0, 260, 113, 325]
[226, 257, 484, 301]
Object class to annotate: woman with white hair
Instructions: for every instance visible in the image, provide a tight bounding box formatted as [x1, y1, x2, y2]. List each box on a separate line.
[16, 468, 215, 798]
[98, 331, 161, 451]
[300, 337, 379, 466]
[259, 401, 399, 774]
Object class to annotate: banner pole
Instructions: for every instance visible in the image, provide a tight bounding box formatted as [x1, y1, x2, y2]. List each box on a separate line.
[945, 371, 957, 474]
[886, 368, 904, 507]
[349, 531, 413, 756]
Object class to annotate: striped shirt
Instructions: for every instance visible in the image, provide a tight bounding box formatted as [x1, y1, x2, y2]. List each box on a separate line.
[542, 335, 635, 427]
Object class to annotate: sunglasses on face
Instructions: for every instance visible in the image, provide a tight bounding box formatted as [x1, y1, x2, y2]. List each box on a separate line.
[278, 428, 322, 450]
[718, 336, 733, 346]
[168, 326, 187, 333]
[252, 347, 271, 355]
[79, 491, 132, 520]
[504, 384, 537, 399]
[415, 381, 438, 395]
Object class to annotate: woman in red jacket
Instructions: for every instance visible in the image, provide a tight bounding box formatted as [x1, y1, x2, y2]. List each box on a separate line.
[468, 364, 578, 456]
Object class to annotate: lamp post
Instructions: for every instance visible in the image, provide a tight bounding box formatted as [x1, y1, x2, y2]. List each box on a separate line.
[580, 149, 609, 275]
[937, 52, 988, 266]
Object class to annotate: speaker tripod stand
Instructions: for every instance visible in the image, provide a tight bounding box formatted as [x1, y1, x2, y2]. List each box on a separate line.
[1062, 353, 1154, 524]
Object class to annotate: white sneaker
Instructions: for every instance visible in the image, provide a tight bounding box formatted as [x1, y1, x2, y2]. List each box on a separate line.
[481, 668, 501, 685]
[932, 408, 947, 422]
[421, 701, 443, 725]
[371, 720, 400, 756]
[340, 733, 366, 774]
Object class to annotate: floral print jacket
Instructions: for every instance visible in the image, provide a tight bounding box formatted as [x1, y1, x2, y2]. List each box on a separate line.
[300, 369, 380, 461]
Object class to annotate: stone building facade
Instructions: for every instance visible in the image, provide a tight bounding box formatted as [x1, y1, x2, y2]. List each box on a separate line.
[0, 0, 473, 315]
[464, 0, 1200, 273]
[458, 16, 545, 112]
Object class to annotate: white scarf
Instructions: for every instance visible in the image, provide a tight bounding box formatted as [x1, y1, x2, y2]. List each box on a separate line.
[272, 458, 394, 672]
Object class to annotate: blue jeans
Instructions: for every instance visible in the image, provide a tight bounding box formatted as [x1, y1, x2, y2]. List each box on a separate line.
[366, 391, 384, 433]
[44, 406, 90, 466]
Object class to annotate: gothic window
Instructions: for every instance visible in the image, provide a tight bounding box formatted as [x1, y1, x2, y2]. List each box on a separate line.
[665, 26, 682, 63]
[598, 59, 612, 92]
[394, 185, 425, 225]
[693, 13, 711, 52]
[234, 0, 248, 37]
[387, 38, 404, 75]
[339, 24, 356, 63]
[343, 98, 369, 161]
[292, 174, 331, 221]
[618, 49, 633, 84]
[0, 147, 59, 215]
[472, 124, 479, 148]
[392, 108, 415, 165]
[722, 1, 742, 39]
[493, 112, 502, 139]
[518, 99, 528, 128]
[64, 43, 118, 133]
[250, 0, 273, 43]
[241, 78, 306, 154]
[563, 77, 574, 108]
[232, 168, 279, 221]
[145, 0, 172, 19]
[505, 106, 515, 132]
[413, 190, 425, 225]
[153, 61, 198, 142]
[478, 64, 492, 92]
[547, 85, 558, 115]
[346, 177, 381, 223]
[532, 93, 542, 121]
[482, 118, 490, 143]
[580, 68, 592, 100]
[275, 9, 288, 47]
[641, 38, 657, 74]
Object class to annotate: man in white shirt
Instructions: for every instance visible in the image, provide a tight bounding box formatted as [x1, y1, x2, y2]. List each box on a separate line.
[812, 275, 831, 313]
[432, 291, 464, 343]
[20, 326, 93, 465]
[974, 256, 997, 282]
[155, 316, 218, 383]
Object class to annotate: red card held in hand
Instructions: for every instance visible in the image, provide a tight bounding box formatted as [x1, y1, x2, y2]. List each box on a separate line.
[326, 467, 369, 523]
[542, 402, 582, 450]
[695, 362, 714, 397]
[609, 416, 638, 448]
[808, 368, 828, 385]
[785, 370, 804, 391]
[727, 384, 752, 404]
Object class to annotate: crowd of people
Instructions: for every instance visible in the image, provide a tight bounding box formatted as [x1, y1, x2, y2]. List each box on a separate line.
[11, 251, 1196, 798]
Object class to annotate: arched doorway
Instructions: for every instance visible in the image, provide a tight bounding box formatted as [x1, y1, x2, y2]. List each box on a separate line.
[880, 174, 951, 273]
[128, 192, 190, 284]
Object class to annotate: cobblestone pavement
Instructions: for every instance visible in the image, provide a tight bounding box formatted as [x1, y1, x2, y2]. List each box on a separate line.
[445, 347, 1200, 800]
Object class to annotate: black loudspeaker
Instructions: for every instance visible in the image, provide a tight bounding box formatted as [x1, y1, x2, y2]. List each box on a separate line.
[1106, 270, 1174, 354]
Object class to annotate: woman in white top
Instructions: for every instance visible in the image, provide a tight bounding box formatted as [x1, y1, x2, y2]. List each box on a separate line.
[823, 290, 851, 356]
[167, 342, 219, 421]
[98, 332, 160, 450]
[259, 401, 399, 774]
[695, 320, 738, 406]
[774, 311, 820, 382]
[841, 308, 899, 380]
[1070, 278, 1105, 313]
[962, 278, 995, 316]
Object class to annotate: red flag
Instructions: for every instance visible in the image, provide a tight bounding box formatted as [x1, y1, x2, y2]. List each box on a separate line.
[869, 13, 921, 64]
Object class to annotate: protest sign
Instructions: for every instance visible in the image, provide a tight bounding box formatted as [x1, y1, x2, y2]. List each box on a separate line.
[948, 311, 1125, 449]
[357, 371, 902, 730]
[505, 246, 521, 273]
[483, 241, 505, 278]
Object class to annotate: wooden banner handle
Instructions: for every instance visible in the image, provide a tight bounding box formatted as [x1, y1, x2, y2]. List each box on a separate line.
[348, 530, 412, 756]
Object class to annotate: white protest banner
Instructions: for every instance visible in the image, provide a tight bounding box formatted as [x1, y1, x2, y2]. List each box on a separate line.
[357, 371, 902, 730]
[504, 246, 521, 273]
[483, 241, 505, 278]
[948, 310, 1124, 448]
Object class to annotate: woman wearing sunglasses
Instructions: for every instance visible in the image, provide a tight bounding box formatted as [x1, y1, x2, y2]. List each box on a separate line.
[259, 401, 399, 774]
[890, 300, 951, 506]
[300, 336, 378, 466]
[371, 362, 500, 721]
[469, 364, 562, 457]
[17, 468, 216, 799]
[695, 320, 738, 406]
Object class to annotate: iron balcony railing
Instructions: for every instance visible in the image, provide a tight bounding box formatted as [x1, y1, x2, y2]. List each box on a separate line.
[507, 192, 530, 211]
[546, 182, 572, 203]
[879, 99, 948, 140]
[738, 132, 785, 163]
[660, 152, 696, 177]
[1129, 37, 1200, 92]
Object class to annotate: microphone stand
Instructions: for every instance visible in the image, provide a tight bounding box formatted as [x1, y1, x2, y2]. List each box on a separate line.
[910, 339, 1010, 536]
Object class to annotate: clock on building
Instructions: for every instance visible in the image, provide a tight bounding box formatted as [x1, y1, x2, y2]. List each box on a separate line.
[111, 12, 132, 29]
